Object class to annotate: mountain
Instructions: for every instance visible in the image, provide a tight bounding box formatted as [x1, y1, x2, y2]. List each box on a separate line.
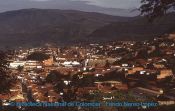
[0, 0, 139, 17]
[0, 8, 130, 48]
[88, 13, 175, 41]
[0, 9, 175, 48]
[92, 8, 139, 17]
[71, 4, 139, 17]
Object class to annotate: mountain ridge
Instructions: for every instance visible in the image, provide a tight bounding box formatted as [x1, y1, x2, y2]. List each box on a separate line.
[0, 8, 131, 48]
[0, 9, 174, 48]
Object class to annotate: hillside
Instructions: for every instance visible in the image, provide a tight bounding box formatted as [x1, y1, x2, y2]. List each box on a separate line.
[0, 9, 175, 48]
[88, 13, 175, 41]
[0, 8, 129, 48]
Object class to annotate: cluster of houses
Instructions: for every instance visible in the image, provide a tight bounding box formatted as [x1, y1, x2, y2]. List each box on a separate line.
[1, 33, 175, 109]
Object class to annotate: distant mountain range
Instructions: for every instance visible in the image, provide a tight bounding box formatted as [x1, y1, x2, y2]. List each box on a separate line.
[0, 0, 139, 17]
[0, 9, 174, 48]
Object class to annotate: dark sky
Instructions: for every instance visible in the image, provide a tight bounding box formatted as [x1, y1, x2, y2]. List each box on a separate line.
[0, 0, 141, 16]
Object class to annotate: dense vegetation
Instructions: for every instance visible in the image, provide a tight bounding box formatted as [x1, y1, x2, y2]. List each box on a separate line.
[0, 51, 14, 93]
[27, 52, 50, 61]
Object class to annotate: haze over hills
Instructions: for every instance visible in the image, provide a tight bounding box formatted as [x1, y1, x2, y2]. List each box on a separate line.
[0, 9, 174, 48]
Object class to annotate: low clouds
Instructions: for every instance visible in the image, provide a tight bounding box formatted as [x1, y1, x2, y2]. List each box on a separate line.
[72, 0, 141, 9]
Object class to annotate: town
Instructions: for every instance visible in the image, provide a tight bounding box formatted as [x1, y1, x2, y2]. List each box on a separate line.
[1, 32, 175, 111]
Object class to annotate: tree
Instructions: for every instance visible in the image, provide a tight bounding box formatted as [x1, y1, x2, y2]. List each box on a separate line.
[167, 57, 175, 74]
[105, 60, 110, 68]
[27, 52, 49, 62]
[17, 65, 24, 72]
[54, 80, 65, 92]
[136, 48, 149, 59]
[0, 51, 13, 93]
[45, 70, 63, 83]
[81, 75, 95, 87]
[62, 88, 76, 102]
[140, 0, 175, 21]
[71, 73, 95, 87]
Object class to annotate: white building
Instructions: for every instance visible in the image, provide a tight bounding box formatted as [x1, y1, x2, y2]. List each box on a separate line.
[62, 61, 81, 67]
[9, 61, 26, 69]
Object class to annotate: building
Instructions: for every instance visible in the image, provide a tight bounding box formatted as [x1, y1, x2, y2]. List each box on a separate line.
[157, 69, 173, 79]
[130, 87, 163, 100]
[95, 81, 128, 91]
[9, 61, 26, 69]
[127, 67, 144, 75]
[43, 56, 54, 66]
[62, 61, 81, 67]
[24, 61, 42, 70]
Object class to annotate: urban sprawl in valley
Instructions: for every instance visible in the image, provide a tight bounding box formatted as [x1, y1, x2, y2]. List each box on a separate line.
[1, 33, 175, 110]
